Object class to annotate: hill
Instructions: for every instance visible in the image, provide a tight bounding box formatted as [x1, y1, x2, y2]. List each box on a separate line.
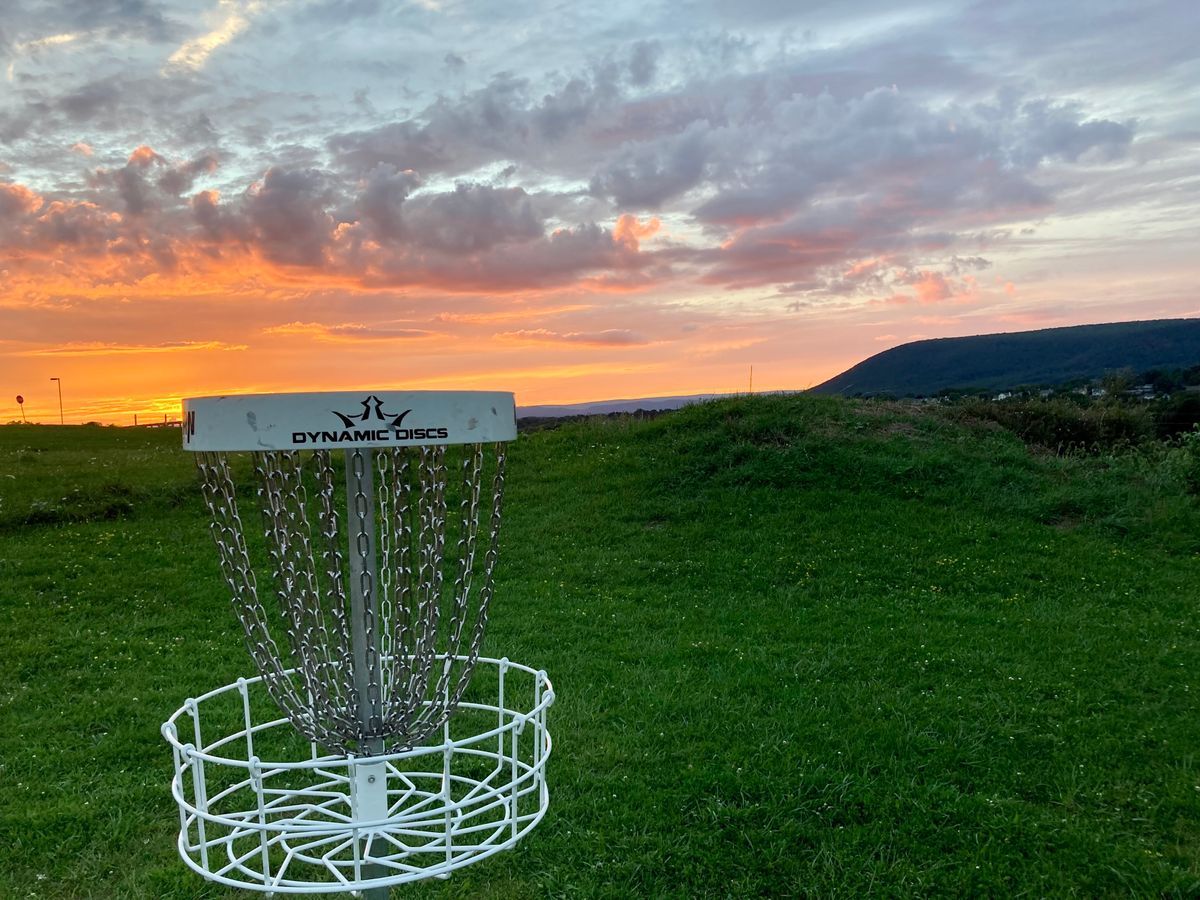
[2, 397, 1199, 895]
[812, 317, 1200, 396]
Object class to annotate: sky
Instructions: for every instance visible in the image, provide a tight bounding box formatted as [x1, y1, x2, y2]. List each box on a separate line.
[1, 0, 1197, 423]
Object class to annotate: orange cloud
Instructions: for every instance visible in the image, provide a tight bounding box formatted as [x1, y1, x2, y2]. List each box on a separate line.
[0, 182, 44, 215]
[263, 321, 436, 341]
[17, 340, 247, 357]
[613, 214, 661, 250]
[498, 328, 649, 346]
[432, 304, 593, 324]
[844, 257, 886, 278]
[128, 145, 164, 166]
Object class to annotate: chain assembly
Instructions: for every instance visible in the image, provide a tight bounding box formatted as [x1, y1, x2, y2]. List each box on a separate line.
[195, 442, 507, 755]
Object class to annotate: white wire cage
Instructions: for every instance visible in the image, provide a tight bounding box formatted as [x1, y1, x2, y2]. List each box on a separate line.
[162, 655, 553, 892]
[163, 391, 554, 895]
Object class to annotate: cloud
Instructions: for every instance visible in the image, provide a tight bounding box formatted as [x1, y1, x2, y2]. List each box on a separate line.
[499, 328, 649, 346]
[353, 179, 544, 252]
[328, 120, 453, 176]
[355, 164, 422, 238]
[191, 188, 246, 243]
[627, 41, 660, 87]
[20, 1, 179, 43]
[0, 13, 1165, 307]
[166, 0, 263, 71]
[263, 321, 435, 340]
[244, 167, 336, 266]
[156, 152, 219, 195]
[590, 121, 710, 209]
[18, 340, 247, 357]
[398, 183, 544, 252]
[0, 182, 43, 218]
[16, 32, 82, 52]
[326, 66, 625, 178]
[905, 270, 953, 304]
[863, 267, 980, 308]
[58, 77, 123, 122]
[613, 213, 660, 249]
[354, 220, 655, 292]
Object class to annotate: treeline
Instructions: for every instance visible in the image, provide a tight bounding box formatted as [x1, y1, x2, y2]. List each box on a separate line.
[1137, 364, 1200, 394]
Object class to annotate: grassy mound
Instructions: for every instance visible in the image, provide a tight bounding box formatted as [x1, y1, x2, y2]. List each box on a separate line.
[1, 396, 1198, 896]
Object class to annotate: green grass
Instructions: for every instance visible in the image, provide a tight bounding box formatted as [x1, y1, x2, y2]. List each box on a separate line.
[2, 396, 1199, 897]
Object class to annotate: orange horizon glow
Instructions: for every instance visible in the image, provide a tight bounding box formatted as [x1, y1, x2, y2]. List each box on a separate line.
[4, 213, 1197, 425]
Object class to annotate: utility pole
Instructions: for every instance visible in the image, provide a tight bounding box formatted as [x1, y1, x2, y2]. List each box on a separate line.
[749, 365, 753, 394]
[49, 377, 63, 424]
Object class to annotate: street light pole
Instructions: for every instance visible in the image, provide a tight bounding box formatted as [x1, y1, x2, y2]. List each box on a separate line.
[49, 377, 63, 425]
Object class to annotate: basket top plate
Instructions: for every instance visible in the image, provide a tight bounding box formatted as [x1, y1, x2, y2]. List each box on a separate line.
[182, 390, 516, 451]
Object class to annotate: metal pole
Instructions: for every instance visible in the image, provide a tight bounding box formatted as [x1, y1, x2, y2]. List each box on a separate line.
[50, 377, 63, 424]
[345, 449, 389, 900]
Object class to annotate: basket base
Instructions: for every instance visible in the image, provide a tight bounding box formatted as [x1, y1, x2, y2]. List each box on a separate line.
[162, 656, 553, 893]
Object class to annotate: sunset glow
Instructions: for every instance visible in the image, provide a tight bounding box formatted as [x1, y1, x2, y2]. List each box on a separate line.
[2, 1, 1197, 423]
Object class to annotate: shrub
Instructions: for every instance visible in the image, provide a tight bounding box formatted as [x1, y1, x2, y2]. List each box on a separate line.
[1177, 425, 1200, 494]
[1154, 392, 1200, 440]
[946, 397, 1152, 452]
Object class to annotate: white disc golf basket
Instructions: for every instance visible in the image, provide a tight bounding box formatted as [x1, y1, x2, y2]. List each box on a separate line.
[161, 391, 553, 896]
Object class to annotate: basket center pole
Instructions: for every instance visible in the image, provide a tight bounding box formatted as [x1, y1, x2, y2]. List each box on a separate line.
[346, 448, 389, 899]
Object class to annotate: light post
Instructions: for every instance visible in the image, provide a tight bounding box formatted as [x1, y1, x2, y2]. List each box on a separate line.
[49, 377, 63, 425]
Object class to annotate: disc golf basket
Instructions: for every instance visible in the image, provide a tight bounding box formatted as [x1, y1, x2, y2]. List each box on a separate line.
[161, 391, 553, 895]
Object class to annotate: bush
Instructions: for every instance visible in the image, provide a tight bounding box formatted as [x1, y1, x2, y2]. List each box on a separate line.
[1176, 425, 1200, 494]
[947, 397, 1152, 452]
[1154, 392, 1200, 440]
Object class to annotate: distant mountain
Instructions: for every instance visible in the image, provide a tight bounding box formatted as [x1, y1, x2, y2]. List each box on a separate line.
[811, 318, 1200, 397]
[518, 393, 729, 418]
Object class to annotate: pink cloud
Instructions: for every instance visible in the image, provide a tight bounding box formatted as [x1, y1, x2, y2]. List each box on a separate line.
[911, 271, 952, 304]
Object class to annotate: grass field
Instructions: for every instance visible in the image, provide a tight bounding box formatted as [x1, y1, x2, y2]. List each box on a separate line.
[2, 395, 1199, 897]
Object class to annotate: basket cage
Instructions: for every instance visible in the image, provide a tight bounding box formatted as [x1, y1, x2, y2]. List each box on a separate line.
[162, 392, 554, 893]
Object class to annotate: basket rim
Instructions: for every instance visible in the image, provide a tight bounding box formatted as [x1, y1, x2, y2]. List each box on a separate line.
[161, 654, 554, 771]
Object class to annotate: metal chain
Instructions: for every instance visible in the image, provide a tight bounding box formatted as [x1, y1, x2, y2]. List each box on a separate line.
[253, 452, 339, 735]
[196, 438, 508, 756]
[384, 448, 415, 722]
[196, 453, 321, 742]
[314, 450, 357, 724]
[375, 450, 394, 705]
[350, 449, 384, 739]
